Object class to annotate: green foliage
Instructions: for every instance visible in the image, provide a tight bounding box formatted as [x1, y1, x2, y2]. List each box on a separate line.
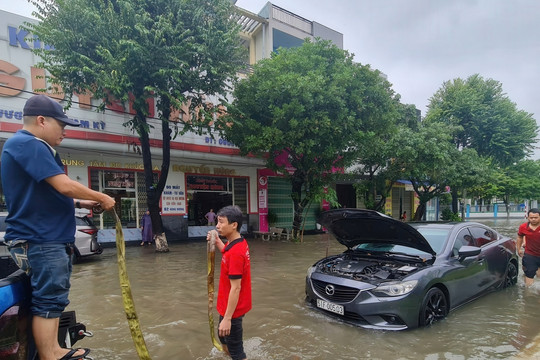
[424, 74, 537, 213]
[221, 39, 398, 233]
[438, 193, 453, 205]
[391, 122, 459, 220]
[440, 208, 462, 221]
[27, 0, 245, 134]
[27, 0, 245, 237]
[481, 160, 540, 206]
[425, 74, 538, 167]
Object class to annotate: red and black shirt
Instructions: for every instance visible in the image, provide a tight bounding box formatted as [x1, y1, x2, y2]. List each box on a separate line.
[217, 238, 252, 318]
[518, 222, 540, 257]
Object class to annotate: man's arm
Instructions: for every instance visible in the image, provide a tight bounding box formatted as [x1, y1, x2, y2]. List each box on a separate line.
[516, 234, 525, 257]
[45, 174, 115, 210]
[218, 278, 241, 337]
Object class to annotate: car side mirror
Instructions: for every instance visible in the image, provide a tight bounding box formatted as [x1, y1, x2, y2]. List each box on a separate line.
[458, 245, 481, 260]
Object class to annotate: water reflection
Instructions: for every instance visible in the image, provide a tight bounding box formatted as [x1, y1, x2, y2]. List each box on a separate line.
[67, 218, 540, 359]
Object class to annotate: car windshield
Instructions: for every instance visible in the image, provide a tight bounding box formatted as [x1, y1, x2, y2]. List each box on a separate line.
[352, 228, 449, 256]
[413, 228, 449, 254]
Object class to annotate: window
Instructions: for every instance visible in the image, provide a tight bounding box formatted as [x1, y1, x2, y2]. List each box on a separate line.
[469, 226, 496, 246]
[452, 229, 474, 257]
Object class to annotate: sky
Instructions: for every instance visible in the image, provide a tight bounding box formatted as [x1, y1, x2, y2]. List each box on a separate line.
[3, 0, 540, 157]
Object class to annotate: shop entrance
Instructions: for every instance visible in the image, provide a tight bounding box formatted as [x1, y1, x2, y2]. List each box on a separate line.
[336, 183, 356, 208]
[187, 191, 232, 225]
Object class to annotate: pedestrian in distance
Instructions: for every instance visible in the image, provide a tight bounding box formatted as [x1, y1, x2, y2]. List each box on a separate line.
[140, 209, 153, 246]
[205, 208, 217, 226]
[400, 211, 407, 222]
[517, 208, 540, 287]
[1, 94, 115, 360]
[207, 205, 251, 360]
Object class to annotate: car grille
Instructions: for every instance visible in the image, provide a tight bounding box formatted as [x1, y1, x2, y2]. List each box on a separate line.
[311, 279, 360, 303]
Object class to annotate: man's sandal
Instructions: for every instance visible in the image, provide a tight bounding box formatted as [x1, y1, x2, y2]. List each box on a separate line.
[58, 348, 91, 360]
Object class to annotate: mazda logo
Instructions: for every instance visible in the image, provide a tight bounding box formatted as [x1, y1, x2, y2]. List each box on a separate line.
[325, 284, 335, 296]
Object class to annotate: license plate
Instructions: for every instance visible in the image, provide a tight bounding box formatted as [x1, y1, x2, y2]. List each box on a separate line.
[317, 299, 344, 315]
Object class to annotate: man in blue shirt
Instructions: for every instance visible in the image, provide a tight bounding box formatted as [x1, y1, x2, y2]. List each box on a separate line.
[1, 95, 115, 360]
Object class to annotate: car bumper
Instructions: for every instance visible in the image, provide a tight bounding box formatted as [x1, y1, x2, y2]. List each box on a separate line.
[74, 238, 102, 258]
[305, 274, 421, 330]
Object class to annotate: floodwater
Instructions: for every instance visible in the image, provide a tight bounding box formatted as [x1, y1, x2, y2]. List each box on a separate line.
[67, 218, 540, 360]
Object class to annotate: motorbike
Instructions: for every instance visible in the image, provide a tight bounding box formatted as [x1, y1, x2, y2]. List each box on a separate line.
[0, 252, 92, 360]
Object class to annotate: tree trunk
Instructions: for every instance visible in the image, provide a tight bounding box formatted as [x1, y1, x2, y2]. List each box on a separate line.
[413, 201, 426, 221]
[137, 110, 169, 252]
[451, 188, 459, 213]
[291, 170, 306, 239]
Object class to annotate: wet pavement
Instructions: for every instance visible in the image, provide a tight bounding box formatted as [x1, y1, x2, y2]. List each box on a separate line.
[67, 218, 540, 359]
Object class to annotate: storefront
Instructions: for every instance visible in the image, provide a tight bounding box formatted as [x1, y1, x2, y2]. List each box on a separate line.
[0, 10, 263, 242]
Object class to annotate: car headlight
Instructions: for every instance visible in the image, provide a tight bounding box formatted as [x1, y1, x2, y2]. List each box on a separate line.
[372, 280, 418, 297]
[306, 266, 316, 277]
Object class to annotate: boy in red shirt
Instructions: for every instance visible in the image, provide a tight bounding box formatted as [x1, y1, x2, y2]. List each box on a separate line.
[207, 206, 251, 360]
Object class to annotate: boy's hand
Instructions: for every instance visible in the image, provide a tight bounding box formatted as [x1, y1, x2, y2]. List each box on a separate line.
[207, 229, 219, 242]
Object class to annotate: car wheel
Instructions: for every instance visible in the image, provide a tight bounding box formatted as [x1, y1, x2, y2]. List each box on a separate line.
[418, 287, 448, 327]
[503, 261, 518, 288]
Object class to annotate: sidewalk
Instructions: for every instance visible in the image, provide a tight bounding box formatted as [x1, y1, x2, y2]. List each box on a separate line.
[513, 334, 540, 359]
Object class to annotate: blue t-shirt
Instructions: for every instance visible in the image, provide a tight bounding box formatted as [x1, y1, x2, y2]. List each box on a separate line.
[1, 130, 75, 243]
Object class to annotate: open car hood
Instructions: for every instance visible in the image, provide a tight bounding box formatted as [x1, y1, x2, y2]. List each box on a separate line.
[318, 209, 436, 255]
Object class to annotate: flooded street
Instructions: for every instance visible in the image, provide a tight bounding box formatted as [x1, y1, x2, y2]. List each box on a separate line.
[68, 218, 540, 359]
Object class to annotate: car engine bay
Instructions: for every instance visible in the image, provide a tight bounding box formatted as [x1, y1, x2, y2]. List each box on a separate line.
[315, 253, 426, 281]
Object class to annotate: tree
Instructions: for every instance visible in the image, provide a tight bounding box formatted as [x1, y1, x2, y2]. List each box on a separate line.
[425, 74, 538, 214]
[353, 103, 419, 212]
[27, 0, 245, 251]
[221, 39, 399, 238]
[393, 122, 459, 221]
[482, 160, 540, 217]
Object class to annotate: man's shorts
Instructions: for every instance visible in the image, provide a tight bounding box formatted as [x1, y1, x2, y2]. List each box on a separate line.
[219, 315, 246, 360]
[25, 242, 73, 318]
[522, 253, 540, 279]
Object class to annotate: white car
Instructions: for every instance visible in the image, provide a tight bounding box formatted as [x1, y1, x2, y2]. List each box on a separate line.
[0, 212, 102, 263]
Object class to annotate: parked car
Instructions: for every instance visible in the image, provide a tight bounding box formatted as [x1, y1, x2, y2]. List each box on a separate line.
[305, 209, 519, 330]
[0, 212, 102, 263]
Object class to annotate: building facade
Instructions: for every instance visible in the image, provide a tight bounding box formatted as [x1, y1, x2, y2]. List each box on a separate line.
[0, 3, 344, 242]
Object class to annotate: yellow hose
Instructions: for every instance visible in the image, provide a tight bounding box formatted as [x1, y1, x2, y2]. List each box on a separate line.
[207, 232, 223, 351]
[114, 209, 152, 359]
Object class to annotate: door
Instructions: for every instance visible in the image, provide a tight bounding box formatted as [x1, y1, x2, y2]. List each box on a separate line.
[444, 228, 488, 306]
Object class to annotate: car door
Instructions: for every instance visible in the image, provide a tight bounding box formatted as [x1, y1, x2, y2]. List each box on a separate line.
[468, 225, 506, 287]
[444, 228, 488, 306]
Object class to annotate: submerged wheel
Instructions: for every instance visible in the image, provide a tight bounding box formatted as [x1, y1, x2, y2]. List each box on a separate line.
[418, 287, 448, 327]
[503, 261, 518, 288]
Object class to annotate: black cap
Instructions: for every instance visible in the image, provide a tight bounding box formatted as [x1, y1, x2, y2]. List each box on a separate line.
[23, 95, 80, 126]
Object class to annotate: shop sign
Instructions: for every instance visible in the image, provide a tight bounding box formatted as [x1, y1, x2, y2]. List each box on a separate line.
[9, 26, 51, 50]
[186, 176, 228, 191]
[204, 136, 236, 147]
[88, 160, 159, 170]
[172, 164, 235, 175]
[162, 184, 185, 214]
[62, 159, 85, 167]
[103, 171, 135, 189]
